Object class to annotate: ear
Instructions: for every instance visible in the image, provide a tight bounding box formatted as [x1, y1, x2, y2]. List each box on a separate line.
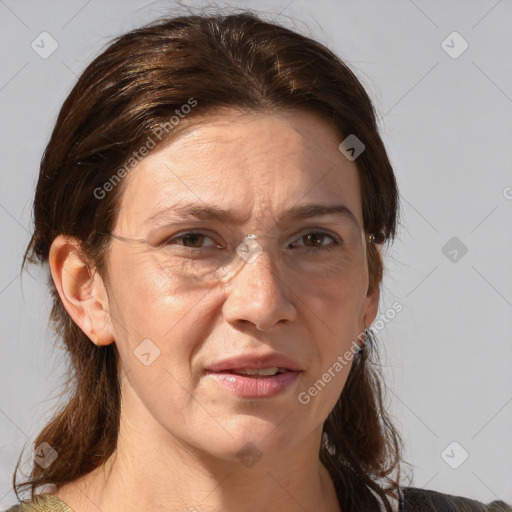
[48, 234, 114, 346]
[358, 279, 380, 348]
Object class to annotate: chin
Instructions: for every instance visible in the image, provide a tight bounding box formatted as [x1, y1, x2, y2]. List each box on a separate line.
[204, 419, 300, 464]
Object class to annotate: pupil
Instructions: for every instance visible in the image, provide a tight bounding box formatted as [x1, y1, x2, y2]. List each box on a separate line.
[306, 233, 322, 247]
[185, 234, 203, 247]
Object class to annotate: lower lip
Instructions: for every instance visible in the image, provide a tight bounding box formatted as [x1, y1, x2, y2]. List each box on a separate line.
[205, 370, 301, 398]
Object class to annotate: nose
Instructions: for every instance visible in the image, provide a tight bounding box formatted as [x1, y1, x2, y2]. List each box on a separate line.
[221, 245, 297, 331]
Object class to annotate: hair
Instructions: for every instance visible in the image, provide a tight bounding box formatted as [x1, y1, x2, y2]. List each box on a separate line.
[14, 8, 410, 512]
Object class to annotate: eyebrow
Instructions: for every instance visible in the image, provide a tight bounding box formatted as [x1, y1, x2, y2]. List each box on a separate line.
[144, 201, 360, 229]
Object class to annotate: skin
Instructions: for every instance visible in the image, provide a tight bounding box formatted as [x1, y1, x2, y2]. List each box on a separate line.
[49, 109, 380, 512]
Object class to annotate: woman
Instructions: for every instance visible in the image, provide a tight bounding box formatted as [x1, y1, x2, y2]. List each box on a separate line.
[6, 10, 511, 512]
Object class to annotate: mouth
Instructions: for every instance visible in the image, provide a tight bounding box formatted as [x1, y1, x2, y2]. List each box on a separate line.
[204, 367, 302, 398]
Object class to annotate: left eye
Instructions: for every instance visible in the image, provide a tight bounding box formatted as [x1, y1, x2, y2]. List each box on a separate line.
[290, 232, 338, 250]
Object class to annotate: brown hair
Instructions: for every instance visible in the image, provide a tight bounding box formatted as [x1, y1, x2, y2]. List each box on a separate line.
[14, 9, 409, 511]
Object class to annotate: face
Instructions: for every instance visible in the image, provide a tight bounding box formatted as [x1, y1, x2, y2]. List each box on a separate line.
[97, 109, 379, 463]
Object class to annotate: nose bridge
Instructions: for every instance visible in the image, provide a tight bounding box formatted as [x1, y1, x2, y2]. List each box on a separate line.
[220, 233, 298, 329]
[222, 233, 281, 286]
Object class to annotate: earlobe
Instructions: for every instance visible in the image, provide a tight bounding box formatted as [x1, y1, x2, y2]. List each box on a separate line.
[49, 234, 114, 346]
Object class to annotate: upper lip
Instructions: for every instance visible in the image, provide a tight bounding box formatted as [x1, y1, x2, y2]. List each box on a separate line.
[206, 352, 303, 372]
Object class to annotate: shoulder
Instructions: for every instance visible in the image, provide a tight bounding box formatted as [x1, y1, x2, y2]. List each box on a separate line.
[400, 486, 512, 512]
[3, 494, 75, 512]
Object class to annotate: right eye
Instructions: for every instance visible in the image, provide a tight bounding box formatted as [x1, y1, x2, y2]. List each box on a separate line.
[165, 231, 219, 249]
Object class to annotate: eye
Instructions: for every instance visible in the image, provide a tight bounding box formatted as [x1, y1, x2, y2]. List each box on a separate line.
[165, 231, 219, 249]
[290, 231, 339, 251]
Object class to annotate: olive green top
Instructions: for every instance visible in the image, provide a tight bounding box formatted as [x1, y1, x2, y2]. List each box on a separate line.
[3, 495, 73, 512]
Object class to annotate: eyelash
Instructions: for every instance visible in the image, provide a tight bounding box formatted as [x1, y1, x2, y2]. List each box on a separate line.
[165, 230, 341, 253]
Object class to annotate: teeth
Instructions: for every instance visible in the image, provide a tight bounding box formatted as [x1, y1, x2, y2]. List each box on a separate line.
[232, 367, 286, 376]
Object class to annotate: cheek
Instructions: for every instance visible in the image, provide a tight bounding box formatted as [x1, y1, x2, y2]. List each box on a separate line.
[302, 271, 367, 339]
[297, 327, 358, 421]
[111, 251, 196, 320]
[108, 257, 207, 376]
[112, 285, 206, 429]
[296, 274, 366, 411]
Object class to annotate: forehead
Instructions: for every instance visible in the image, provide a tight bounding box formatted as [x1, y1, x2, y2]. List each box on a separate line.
[115, 110, 363, 232]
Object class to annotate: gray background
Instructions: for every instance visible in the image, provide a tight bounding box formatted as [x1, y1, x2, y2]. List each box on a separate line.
[1, 0, 511, 508]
